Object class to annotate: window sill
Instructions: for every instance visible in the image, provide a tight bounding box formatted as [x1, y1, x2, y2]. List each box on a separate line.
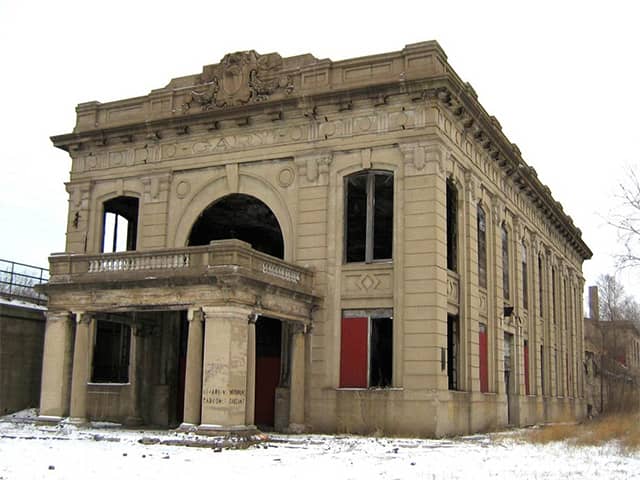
[88, 382, 131, 387]
[342, 261, 393, 270]
[335, 387, 403, 392]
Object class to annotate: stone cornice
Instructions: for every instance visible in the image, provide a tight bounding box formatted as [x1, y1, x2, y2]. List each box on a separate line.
[50, 41, 591, 261]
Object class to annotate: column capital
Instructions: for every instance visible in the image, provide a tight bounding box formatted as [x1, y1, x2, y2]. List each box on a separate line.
[74, 312, 93, 325]
[46, 311, 72, 323]
[188, 307, 205, 323]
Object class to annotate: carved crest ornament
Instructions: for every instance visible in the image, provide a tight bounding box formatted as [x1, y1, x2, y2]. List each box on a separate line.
[184, 51, 294, 111]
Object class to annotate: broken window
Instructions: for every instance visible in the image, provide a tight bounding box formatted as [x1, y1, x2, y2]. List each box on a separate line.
[522, 242, 528, 310]
[102, 196, 139, 253]
[502, 224, 510, 301]
[446, 179, 458, 272]
[91, 320, 131, 383]
[479, 322, 489, 393]
[447, 314, 460, 390]
[477, 205, 487, 288]
[339, 309, 393, 388]
[345, 171, 393, 263]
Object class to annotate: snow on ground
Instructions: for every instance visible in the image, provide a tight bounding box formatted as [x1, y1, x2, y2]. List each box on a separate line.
[1, 411, 639, 479]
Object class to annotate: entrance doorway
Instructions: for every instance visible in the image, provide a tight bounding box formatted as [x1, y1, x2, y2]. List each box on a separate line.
[254, 316, 282, 429]
[504, 332, 514, 425]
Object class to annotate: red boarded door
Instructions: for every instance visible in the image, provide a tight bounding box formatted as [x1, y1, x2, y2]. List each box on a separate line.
[254, 317, 281, 427]
[479, 323, 488, 393]
[340, 317, 368, 388]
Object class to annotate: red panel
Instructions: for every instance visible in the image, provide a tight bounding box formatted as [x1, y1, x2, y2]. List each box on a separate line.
[524, 343, 530, 396]
[254, 356, 280, 426]
[340, 317, 368, 388]
[479, 325, 488, 393]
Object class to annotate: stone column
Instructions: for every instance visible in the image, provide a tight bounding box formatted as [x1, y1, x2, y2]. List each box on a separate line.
[39, 311, 74, 421]
[200, 306, 252, 431]
[245, 314, 257, 427]
[181, 308, 204, 428]
[69, 312, 93, 423]
[125, 325, 145, 426]
[288, 323, 307, 432]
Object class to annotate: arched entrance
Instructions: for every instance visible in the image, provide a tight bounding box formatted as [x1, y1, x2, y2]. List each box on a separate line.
[187, 194, 284, 259]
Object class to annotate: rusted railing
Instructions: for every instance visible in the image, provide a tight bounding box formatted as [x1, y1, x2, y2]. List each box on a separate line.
[0, 258, 49, 305]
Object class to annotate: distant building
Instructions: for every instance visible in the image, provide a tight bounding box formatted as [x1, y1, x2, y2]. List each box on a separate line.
[40, 42, 591, 435]
[584, 287, 640, 415]
[0, 259, 47, 414]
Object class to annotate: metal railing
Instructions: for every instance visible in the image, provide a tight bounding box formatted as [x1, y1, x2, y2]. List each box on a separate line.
[0, 258, 49, 305]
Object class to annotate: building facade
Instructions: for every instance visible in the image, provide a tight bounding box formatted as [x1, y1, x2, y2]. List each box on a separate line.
[40, 42, 592, 436]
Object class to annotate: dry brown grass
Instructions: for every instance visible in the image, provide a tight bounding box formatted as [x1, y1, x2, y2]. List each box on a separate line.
[522, 412, 640, 451]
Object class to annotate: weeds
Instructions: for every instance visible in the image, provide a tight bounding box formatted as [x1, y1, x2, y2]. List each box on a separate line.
[522, 412, 640, 451]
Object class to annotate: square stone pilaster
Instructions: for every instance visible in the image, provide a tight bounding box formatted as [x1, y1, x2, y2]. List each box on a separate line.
[200, 306, 253, 431]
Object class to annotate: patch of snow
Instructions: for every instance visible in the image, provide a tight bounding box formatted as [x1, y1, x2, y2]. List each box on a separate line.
[0, 296, 47, 310]
[0, 421, 639, 479]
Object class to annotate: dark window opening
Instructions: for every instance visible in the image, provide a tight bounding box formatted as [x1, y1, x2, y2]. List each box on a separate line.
[524, 339, 530, 395]
[522, 242, 528, 310]
[91, 320, 131, 383]
[502, 224, 510, 301]
[552, 267, 557, 324]
[477, 205, 487, 288]
[188, 194, 284, 259]
[340, 309, 393, 388]
[447, 314, 460, 390]
[345, 171, 393, 263]
[102, 196, 139, 253]
[538, 255, 544, 317]
[541, 344, 545, 396]
[446, 179, 458, 271]
[479, 322, 489, 393]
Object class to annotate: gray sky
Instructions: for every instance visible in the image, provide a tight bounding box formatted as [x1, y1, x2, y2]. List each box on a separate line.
[1, 0, 639, 299]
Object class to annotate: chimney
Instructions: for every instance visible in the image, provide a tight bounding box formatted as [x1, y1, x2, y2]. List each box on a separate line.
[589, 286, 600, 321]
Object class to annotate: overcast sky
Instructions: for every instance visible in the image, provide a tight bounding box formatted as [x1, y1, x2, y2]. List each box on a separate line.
[1, 1, 639, 301]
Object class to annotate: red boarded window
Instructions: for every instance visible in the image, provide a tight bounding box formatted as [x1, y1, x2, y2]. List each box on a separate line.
[524, 340, 530, 396]
[479, 323, 489, 393]
[340, 310, 393, 388]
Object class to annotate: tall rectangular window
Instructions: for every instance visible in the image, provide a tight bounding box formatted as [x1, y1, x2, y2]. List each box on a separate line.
[522, 242, 528, 310]
[479, 322, 489, 393]
[524, 339, 530, 395]
[540, 344, 545, 396]
[502, 225, 510, 301]
[447, 315, 460, 390]
[477, 205, 487, 289]
[538, 255, 544, 317]
[340, 309, 393, 388]
[446, 179, 458, 272]
[552, 267, 557, 324]
[102, 196, 139, 253]
[345, 171, 393, 263]
[92, 320, 131, 383]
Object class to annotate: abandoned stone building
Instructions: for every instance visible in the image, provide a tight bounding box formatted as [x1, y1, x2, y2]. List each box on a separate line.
[584, 287, 640, 415]
[40, 41, 592, 436]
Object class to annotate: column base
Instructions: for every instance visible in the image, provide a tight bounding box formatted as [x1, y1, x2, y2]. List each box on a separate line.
[123, 416, 143, 427]
[178, 422, 199, 432]
[36, 415, 64, 424]
[197, 424, 260, 437]
[287, 423, 308, 434]
[65, 417, 88, 425]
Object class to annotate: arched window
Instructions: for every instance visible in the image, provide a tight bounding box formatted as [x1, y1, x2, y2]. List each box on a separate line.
[502, 223, 510, 301]
[446, 179, 458, 272]
[102, 196, 139, 253]
[345, 170, 393, 263]
[477, 205, 487, 288]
